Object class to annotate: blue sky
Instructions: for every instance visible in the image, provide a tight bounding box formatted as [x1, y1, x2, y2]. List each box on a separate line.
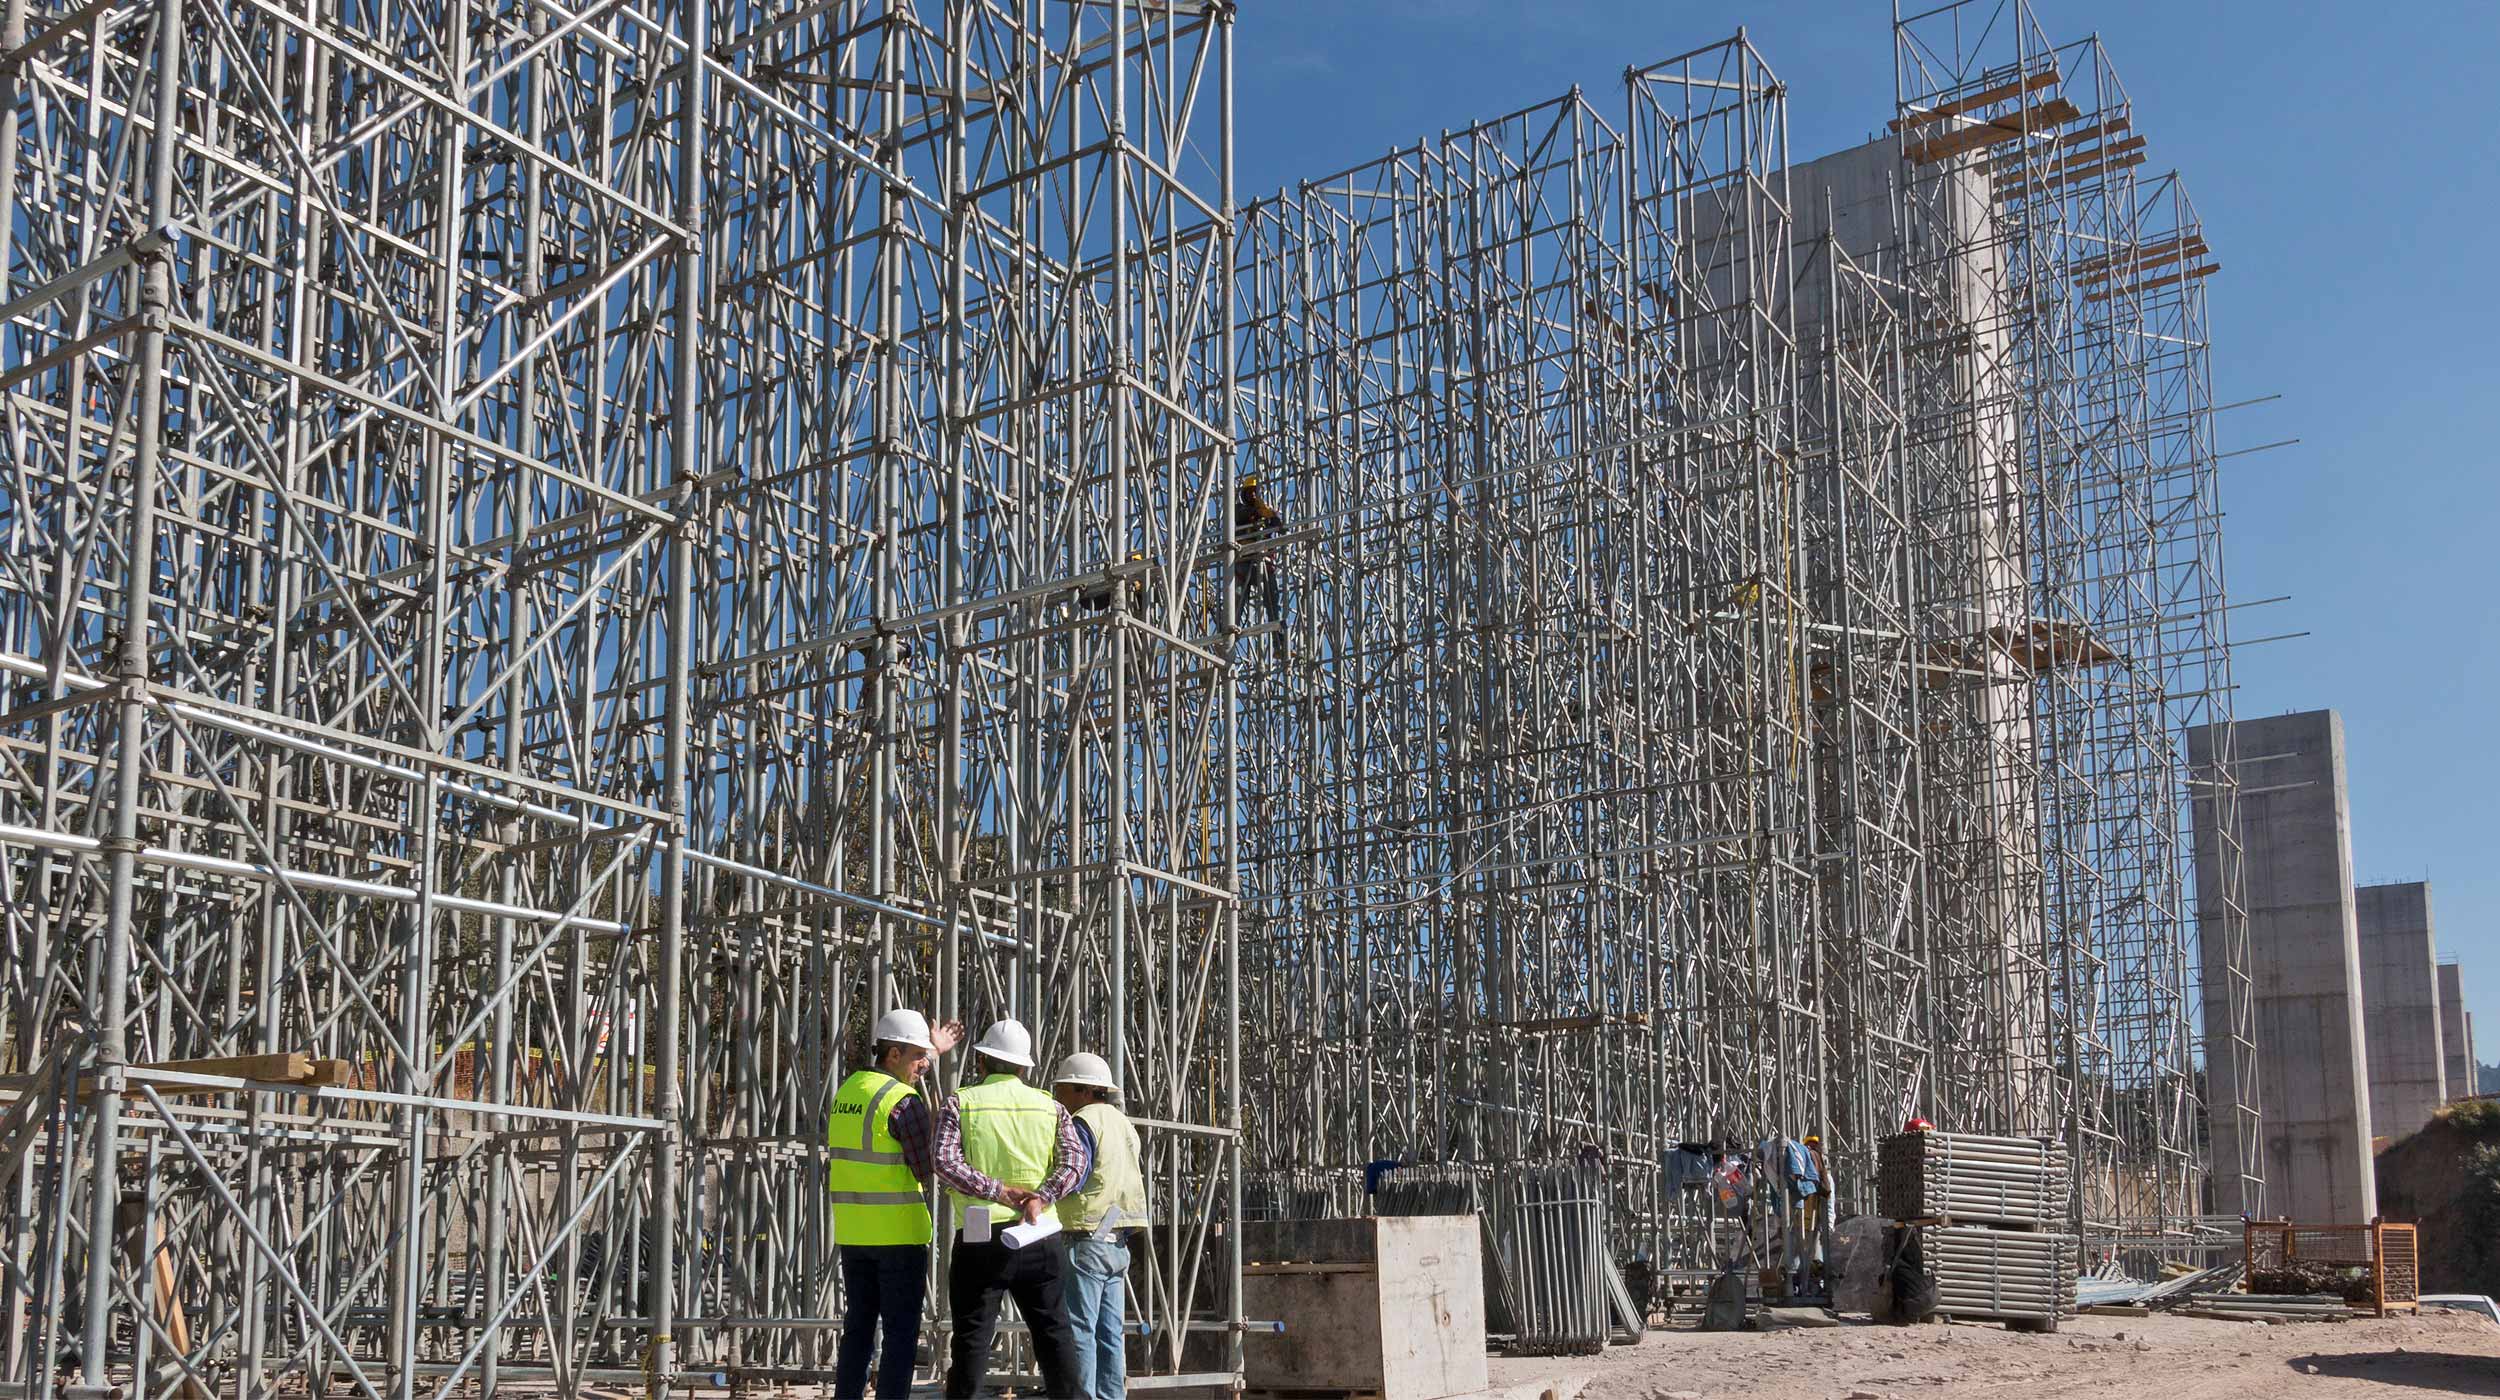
[1232, 2, 2500, 1062]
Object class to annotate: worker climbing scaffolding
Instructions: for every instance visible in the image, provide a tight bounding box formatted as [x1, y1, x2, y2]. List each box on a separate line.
[1235, 474, 1287, 649]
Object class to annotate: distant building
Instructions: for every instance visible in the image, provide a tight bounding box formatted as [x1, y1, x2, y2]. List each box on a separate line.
[2188, 711, 2376, 1221]
[2439, 962, 2476, 1103]
[2356, 883, 2446, 1139]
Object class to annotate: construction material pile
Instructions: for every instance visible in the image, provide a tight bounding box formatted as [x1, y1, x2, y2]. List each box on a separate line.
[2249, 1259, 2376, 1306]
[2178, 1292, 2362, 1323]
[1879, 1130, 2077, 1329]
[1925, 1226, 2080, 1324]
[2078, 1260, 2245, 1312]
[1244, 1169, 1362, 1222]
[1879, 1130, 2070, 1226]
[1374, 1162, 1643, 1355]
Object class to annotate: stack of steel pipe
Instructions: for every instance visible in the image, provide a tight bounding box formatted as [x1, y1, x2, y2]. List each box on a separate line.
[1878, 1131, 2069, 1226]
[2178, 1292, 2359, 1323]
[1924, 1225, 2080, 1323]
[1501, 1163, 1611, 1355]
[1243, 1168, 1362, 1221]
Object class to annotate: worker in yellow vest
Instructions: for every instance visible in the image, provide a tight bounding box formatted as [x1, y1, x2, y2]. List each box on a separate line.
[827, 1009, 962, 1399]
[1052, 1052, 1149, 1400]
[931, 1018, 1087, 1398]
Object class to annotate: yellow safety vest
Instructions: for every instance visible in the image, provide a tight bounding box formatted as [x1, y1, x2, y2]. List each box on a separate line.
[828, 1069, 931, 1247]
[1060, 1101, 1149, 1232]
[949, 1073, 1061, 1232]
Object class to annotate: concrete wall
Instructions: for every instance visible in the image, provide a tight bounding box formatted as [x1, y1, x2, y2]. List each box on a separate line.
[1788, 140, 2048, 1128]
[2188, 711, 2376, 1222]
[2440, 963, 2477, 1101]
[2355, 882, 2445, 1140]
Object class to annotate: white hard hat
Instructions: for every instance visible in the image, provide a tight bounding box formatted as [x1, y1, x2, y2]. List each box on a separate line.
[870, 1008, 935, 1052]
[972, 1018, 1035, 1068]
[1052, 1052, 1119, 1094]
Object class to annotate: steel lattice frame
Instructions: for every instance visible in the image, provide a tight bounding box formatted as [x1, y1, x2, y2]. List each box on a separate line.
[1236, 39, 1815, 1266]
[0, 0, 1242, 1393]
[1231, 3, 2252, 1272]
[1796, 222, 1927, 1212]
[1894, 0, 2256, 1256]
[0, 0, 2264, 1382]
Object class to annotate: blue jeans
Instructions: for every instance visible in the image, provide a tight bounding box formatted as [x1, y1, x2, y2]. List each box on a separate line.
[836, 1243, 928, 1399]
[1063, 1237, 1130, 1399]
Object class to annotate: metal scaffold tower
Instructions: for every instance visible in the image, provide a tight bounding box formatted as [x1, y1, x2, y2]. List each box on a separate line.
[1893, 0, 2256, 1255]
[0, 0, 1241, 1392]
[1795, 217, 1927, 1209]
[1235, 37, 1813, 1261]
[1231, 1, 2254, 1276]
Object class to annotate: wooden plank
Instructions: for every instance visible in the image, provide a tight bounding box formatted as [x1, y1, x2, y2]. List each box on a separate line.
[2080, 263, 2219, 303]
[85, 1051, 340, 1098]
[1991, 150, 2150, 201]
[1985, 115, 2133, 173]
[1893, 68, 2061, 131]
[153, 1246, 211, 1400]
[1907, 97, 2083, 163]
[2075, 233, 2209, 282]
[2003, 134, 2149, 185]
[141, 1052, 315, 1082]
[305, 1058, 355, 1088]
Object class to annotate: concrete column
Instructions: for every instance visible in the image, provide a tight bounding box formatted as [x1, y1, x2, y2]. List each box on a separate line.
[2439, 963, 2477, 1101]
[2355, 882, 2445, 1140]
[2188, 710, 2376, 1222]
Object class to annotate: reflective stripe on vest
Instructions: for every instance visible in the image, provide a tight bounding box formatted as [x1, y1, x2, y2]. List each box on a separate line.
[828, 1069, 932, 1246]
[1059, 1101, 1149, 1232]
[948, 1073, 1061, 1231]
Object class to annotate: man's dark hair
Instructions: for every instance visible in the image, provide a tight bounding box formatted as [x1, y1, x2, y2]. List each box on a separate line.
[871, 1038, 914, 1070]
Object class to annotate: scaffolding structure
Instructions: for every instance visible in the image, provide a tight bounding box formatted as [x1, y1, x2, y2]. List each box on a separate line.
[1894, 0, 2257, 1249]
[0, 0, 1240, 1392]
[0, 0, 2260, 1390]
[1233, 0, 2255, 1273]
[1237, 38, 1811, 1256]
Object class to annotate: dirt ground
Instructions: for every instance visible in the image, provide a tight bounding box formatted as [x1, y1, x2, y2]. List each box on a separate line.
[1486, 1306, 2500, 1399]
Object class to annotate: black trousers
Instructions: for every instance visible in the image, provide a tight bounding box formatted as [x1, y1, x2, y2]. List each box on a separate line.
[836, 1243, 928, 1400]
[945, 1236, 1079, 1399]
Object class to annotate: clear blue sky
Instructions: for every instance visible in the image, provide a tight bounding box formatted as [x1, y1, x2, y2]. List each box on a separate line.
[1233, 1, 2500, 1064]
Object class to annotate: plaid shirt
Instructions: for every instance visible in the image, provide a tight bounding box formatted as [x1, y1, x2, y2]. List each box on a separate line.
[932, 1085, 1089, 1205]
[887, 1093, 936, 1183]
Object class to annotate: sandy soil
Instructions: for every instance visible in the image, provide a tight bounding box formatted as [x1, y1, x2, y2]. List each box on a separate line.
[1486, 1306, 2500, 1400]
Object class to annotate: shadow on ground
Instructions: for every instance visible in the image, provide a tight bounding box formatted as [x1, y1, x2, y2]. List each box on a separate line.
[2288, 1350, 2500, 1395]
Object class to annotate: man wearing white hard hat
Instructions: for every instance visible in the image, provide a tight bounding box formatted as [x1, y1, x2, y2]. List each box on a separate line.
[1052, 1052, 1149, 1400]
[827, 1008, 962, 1399]
[931, 1018, 1086, 1398]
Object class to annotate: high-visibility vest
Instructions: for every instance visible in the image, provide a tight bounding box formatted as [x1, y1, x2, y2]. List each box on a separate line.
[948, 1073, 1060, 1232]
[827, 1069, 931, 1247]
[1060, 1101, 1149, 1233]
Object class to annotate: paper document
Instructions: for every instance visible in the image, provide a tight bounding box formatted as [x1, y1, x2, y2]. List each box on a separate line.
[961, 1205, 992, 1243]
[1000, 1214, 1062, 1250]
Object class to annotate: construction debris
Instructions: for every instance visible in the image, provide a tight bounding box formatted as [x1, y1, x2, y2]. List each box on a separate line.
[2249, 1261, 2377, 1305]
